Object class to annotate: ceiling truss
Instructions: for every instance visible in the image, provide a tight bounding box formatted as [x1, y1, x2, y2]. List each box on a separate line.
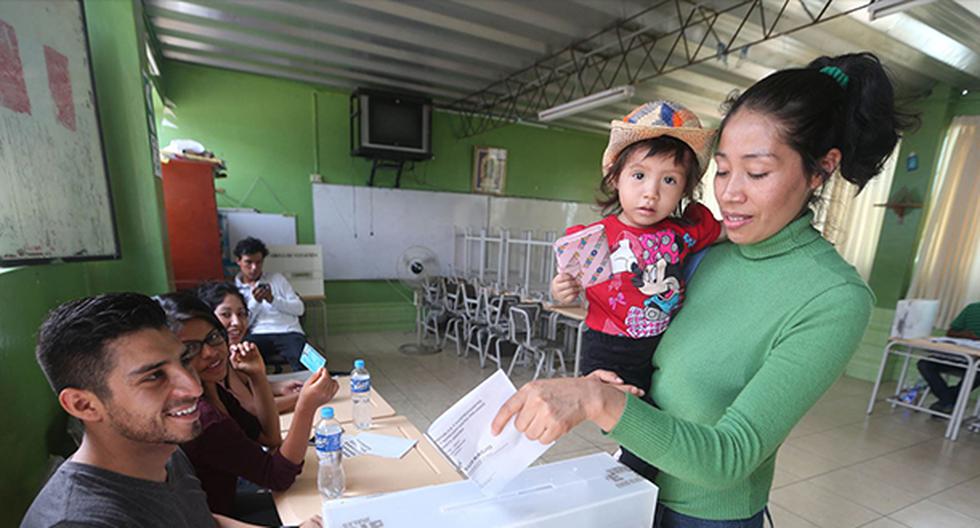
[449, 0, 871, 138]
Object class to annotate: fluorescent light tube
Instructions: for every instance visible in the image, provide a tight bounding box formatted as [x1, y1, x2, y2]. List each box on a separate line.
[537, 85, 635, 122]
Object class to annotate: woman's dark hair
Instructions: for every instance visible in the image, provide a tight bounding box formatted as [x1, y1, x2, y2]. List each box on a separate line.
[154, 291, 227, 341]
[598, 135, 702, 217]
[197, 281, 246, 312]
[720, 52, 917, 194]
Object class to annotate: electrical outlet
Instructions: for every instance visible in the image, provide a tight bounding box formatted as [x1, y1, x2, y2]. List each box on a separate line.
[310, 173, 323, 183]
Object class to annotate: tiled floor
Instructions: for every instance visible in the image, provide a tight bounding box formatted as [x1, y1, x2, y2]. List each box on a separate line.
[325, 331, 980, 528]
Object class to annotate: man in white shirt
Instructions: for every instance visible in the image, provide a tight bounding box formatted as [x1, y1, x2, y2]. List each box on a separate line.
[234, 237, 307, 371]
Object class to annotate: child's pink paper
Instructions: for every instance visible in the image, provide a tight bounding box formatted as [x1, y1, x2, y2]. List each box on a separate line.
[553, 224, 614, 288]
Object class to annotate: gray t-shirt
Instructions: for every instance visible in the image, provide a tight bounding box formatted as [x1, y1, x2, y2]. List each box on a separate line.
[20, 449, 214, 528]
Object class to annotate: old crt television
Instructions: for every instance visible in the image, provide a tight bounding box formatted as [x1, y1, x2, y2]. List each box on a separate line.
[351, 89, 432, 161]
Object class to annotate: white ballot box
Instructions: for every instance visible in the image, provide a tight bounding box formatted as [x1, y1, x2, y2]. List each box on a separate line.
[322, 453, 658, 527]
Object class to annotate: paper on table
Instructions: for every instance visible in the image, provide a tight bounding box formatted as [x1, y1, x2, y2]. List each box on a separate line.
[426, 370, 552, 495]
[341, 432, 417, 459]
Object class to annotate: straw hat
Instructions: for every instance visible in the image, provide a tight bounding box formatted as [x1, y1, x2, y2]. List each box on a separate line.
[601, 100, 716, 176]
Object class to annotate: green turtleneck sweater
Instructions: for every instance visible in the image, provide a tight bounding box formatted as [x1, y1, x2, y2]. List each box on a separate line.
[609, 213, 873, 520]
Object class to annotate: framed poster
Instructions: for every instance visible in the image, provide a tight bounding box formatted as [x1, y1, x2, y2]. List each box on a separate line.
[0, 0, 119, 265]
[472, 146, 507, 195]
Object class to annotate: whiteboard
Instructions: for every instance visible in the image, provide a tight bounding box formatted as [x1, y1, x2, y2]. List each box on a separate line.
[313, 184, 600, 280]
[488, 196, 600, 235]
[0, 1, 118, 265]
[313, 184, 488, 280]
[221, 210, 297, 250]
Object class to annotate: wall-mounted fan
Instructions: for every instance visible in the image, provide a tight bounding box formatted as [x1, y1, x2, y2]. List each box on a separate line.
[396, 246, 443, 355]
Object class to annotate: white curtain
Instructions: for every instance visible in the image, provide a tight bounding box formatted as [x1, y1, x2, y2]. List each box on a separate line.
[907, 115, 980, 328]
[830, 143, 901, 280]
[815, 144, 900, 280]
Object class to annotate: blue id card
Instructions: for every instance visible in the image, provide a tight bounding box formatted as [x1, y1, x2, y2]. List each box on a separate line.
[299, 343, 326, 372]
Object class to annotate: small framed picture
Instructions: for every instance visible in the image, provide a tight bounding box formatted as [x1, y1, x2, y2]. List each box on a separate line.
[473, 146, 507, 195]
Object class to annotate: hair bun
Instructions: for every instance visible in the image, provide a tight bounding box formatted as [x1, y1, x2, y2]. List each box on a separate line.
[807, 53, 918, 190]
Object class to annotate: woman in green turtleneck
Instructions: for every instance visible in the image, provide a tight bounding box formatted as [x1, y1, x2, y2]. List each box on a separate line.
[492, 52, 916, 527]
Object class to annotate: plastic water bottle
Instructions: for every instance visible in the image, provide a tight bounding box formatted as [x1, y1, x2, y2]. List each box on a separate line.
[315, 407, 345, 500]
[351, 359, 372, 430]
[899, 379, 928, 404]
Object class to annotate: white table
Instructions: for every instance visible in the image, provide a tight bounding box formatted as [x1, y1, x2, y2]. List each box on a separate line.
[278, 375, 397, 431]
[866, 337, 980, 441]
[272, 415, 462, 525]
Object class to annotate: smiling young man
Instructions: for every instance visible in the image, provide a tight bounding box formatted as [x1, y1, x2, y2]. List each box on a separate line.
[21, 293, 213, 527]
[21, 294, 318, 528]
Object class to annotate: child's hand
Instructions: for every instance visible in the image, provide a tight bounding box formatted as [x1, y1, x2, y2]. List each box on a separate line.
[551, 273, 581, 304]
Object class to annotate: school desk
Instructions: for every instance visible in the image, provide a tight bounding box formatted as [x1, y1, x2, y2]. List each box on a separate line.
[866, 337, 980, 441]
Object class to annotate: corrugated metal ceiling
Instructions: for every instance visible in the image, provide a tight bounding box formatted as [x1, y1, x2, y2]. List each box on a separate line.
[144, 0, 980, 133]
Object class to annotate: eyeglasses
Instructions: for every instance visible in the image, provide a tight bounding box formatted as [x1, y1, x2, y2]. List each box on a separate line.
[181, 327, 226, 361]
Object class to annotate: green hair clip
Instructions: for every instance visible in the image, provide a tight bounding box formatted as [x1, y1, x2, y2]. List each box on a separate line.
[819, 66, 849, 89]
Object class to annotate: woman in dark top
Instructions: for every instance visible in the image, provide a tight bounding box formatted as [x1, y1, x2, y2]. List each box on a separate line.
[155, 293, 339, 516]
[198, 281, 303, 415]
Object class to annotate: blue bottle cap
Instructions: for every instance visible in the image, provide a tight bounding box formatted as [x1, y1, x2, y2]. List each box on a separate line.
[321, 407, 334, 419]
[354, 359, 365, 369]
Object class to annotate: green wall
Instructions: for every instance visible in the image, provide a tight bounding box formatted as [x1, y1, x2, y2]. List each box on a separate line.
[848, 85, 977, 382]
[952, 89, 980, 116]
[157, 61, 607, 332]
[158, 61, 606, 243]
[866, 86, 959, 309]
[0, 1, 169, 523]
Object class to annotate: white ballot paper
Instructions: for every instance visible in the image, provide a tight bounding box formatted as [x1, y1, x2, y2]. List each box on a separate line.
[342, 432, 417, 459]
[426, 370, 552, 495]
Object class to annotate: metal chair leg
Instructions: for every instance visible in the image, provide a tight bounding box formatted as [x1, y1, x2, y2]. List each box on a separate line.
[507, 345, 524, 377]
[532, 351, 547, 380]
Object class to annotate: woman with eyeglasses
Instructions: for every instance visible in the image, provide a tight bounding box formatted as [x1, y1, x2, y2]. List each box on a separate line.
[155, 292, 339, 518]
[198, 281, 304, 415]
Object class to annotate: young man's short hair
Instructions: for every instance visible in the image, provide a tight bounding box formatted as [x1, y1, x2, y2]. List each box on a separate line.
[233, 237, 268, 258]
[36, 293, 169, 398]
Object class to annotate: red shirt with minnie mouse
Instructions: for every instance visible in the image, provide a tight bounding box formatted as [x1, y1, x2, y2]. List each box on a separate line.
[566, 202, 721, 338]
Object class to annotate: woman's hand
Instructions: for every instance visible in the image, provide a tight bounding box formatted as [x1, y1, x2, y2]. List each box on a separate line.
[228, 341, 266, 379]
[550, 273, 581, 304]
[491, 376, 632, 444]
[299, 515, 322, 528]
[586, 369, 645, 397]
[271, 379, 304, 396]
[281, 369, 340, 465]
[297, 369, 340, 410]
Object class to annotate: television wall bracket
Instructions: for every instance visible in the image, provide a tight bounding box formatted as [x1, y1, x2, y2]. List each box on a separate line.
[368, 159, 406, 187]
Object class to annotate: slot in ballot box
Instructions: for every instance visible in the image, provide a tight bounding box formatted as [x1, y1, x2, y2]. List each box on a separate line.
[322, 453, 658, 528]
